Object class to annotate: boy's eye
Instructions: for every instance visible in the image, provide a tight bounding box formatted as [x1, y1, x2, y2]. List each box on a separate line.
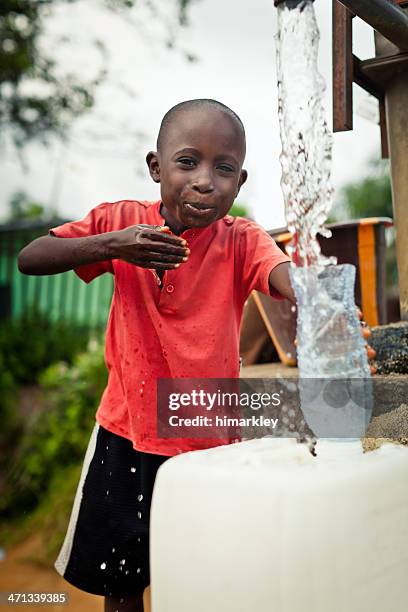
[217, 164, 235, 173]
[177, 157, 196, 167]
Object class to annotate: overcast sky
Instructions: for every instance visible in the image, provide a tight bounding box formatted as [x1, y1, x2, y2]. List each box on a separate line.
[0, 0, 381, 229]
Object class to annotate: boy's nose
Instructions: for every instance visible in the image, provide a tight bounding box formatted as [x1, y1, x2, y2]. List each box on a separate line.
[191, 175, 215, 194]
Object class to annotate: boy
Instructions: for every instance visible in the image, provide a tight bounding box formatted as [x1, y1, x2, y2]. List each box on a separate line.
[18, 99, 371, 612]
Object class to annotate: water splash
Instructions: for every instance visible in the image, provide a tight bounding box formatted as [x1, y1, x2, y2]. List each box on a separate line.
[276, 1, 334, 267]
[275, 1, 372, 439]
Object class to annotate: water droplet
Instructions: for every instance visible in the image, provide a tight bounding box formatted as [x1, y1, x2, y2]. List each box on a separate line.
[130, 467, 136, 473]
[137, 494, 143, 502]
[109, 471, 112, 477]
[137, 511, 142, 519]
[125, 570, 129, 575]
[112, 547, 115, 553]
[291, 305, 296, 313]
[137, 537, 141, 543]
[287, 352, 292, 358]
[120, 558, 126, 565]
[139, 388, 144, 396]
[106, 490, 109, 495]
[106, 445, 109, 450]
[120, 599, 124, 604]
[101, 460, 104, 464]
[100, 562, 107, 570]
[142, 380, 145, 385]
[136, 567, 141, 574]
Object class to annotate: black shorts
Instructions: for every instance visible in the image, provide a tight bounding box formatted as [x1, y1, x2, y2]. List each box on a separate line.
[55, 424, 169, 597]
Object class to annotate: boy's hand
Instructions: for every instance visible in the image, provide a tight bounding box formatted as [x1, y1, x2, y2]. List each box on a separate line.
[293, 308, 377, 375]
[357, 309, 377, 375]
[109, 224, 190, 270]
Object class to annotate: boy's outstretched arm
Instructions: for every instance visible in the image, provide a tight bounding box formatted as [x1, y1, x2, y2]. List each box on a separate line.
[18, 225, 189, 276]
[269, 262, 296, 304]
[18, 233, 115, 275]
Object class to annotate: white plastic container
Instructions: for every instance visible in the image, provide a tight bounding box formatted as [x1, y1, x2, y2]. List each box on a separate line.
[150, 438, 408, 612]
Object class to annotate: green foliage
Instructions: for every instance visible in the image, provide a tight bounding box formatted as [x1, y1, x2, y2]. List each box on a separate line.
[0, 462, 82, 564]
[0, 309, 90, 386]
[0, 337, 107, 520]
[0, 0, 195, 148]
[0, 353, 20, 469]
[333, 159, 393, 221]
[229, 201, 250, 218]
[332, 159, 397, 289]
[7, 190, 55, 222]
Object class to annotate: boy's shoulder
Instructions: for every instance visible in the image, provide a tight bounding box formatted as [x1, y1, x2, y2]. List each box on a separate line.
[94, 199, 159, 229]
[221, 215, 266, 236]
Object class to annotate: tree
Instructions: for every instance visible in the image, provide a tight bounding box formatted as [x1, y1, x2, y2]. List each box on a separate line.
[6, 190, 53, 221]
[229, 202, 251, 218]
[333, 159, 397, 289]
[333, 159, 392, 221]
[0, 0, 195, 149]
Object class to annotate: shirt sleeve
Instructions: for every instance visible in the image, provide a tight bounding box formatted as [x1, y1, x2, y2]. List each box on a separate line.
[48, 202, 114, 283]
[237, 220, 291, 300]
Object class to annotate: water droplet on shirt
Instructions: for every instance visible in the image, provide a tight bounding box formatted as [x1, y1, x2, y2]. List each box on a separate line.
[139, 388, 144, 397]
[120, 559, 126, 565]
[163, 350, 168, 357]
[100, 562, 107, 570]
[142, 380, 145, 386]
[137, 494, 143, 502]
[137, 511, 142, 519]
[130, 467, 136, 473]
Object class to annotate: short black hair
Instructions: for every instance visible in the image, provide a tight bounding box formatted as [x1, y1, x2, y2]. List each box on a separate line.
[156, 98, 246, 151]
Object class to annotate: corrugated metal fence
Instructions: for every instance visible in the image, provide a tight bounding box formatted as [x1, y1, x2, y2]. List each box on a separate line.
[0, 219, 113, 327]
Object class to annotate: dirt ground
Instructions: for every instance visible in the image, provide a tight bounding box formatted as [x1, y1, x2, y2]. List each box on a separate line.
[0, 536, 152, 612]
[0, 535, 102, 611]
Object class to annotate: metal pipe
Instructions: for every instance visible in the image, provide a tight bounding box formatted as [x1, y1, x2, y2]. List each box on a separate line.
[274, 0, 314, 8]
[336, 0, 408, 51]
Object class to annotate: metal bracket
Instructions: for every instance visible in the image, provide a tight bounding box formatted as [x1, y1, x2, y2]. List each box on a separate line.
[332, 0, 408, 157]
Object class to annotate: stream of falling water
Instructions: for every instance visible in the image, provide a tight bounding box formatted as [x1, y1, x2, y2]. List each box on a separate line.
[275, 1, 372, 440]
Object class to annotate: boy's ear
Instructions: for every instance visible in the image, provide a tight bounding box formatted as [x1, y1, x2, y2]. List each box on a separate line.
[237, 169, 248, 195]
[146, 151, 160, 183]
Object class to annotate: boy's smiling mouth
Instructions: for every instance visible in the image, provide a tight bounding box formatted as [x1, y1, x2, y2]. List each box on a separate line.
[183, 201, 217, 217]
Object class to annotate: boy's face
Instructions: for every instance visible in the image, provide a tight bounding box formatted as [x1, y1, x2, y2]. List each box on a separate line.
[147, 107, 248, 232]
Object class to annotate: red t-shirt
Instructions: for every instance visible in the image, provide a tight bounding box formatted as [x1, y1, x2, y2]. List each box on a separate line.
[49, 200, 290, 456]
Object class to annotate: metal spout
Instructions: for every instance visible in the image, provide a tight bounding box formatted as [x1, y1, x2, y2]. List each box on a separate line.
[274, 0, 314, 8]
[337, 0, 408, 52]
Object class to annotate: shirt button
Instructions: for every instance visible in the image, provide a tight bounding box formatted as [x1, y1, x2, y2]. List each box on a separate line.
[166, 284, 175, 294]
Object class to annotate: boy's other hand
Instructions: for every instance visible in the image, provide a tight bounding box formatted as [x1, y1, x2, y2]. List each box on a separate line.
[109, 224, 190, 270]
[357, 309, 377, 375]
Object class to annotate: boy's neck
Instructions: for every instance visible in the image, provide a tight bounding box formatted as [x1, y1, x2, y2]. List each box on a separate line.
[159, 202, 188, 236]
